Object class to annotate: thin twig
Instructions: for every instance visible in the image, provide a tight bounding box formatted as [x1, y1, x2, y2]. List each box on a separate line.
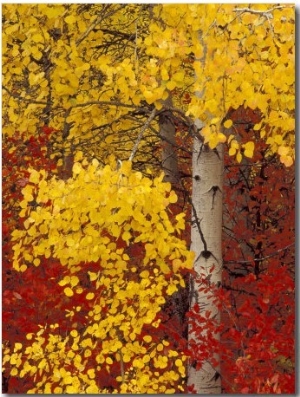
[128, 108, 156, 161]
[233, 5, 292, 17]
[76, 5, 124, 47]
[224, 243, 294, 264]
[72, 100, 139, 110]
[2, 85, 51, 106]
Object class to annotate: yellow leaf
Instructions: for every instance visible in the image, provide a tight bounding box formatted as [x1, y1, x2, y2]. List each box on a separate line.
[208, 134, 219, 149]
[161, 68, 169, 80]
[84, 349, 92, 358]
[244, 149, 253, 158]
[42, 5, 65, 18]
[175, 358, 183, 367]
[65, 15, 77, 24]
[72, 162, 82, 175]
[66, 385, 78, 393]
[59, 277, 69, 286]
[70, 329, 78, 337]
[87, 368, 95, 379]
[132, 95, 141, 106]
[223, 119, 233, 128]
[155, 100, 163, 110]
[278, 146, 289, 156]
[133, 357, 144, 369]
[253, 122, 262, 131]
[20, 264, 27, 272]
[70, 276, 79, 287]
[166, 283, 177, 295]
[200, 125, 209, 140]
[140, 270, 149, 278]
[32, 33, 44, 43]
[274, 134, 283, 145]
[260, 129, 266, 138]
[169, 191, 177, 204]
[217, 132, 227, 143]
[281, 155, 293, 167]
[81, 338, 93, 348]
[64, 287, 74, 297]
[166, 80, 176, 90]
[143, 335, 152, 343]
[236, 152, 242, 163]
[172, 259, 182, 272]
[86, 385, 99, 393]
[33, 258, 40, 267]
[210, 117, 220, 125]
[38, 358, 47, 370]
[29, 169, 40, 184]
[14, 343, 22, 352]
[120, 160, 132, 176]
[172, 71, 184, 82]
[105, 135, 114, 144]
[88, 271, 98, 281]
[68, 74, 79, 89]
[64, 375, 73, 385]
[74, 151, 83, 162]
[143, 90, 154, 103]
[86, 292, 95, 300]
[242, 141, 254, 158]
[229, 147, 236, 156]
[106, 357, 113, 365]
[230, 139, 239, 149]
[154, 354, 168, 369]
[143, 354, 151, 363]
[122, 230, 131, 243]
[228, 134, 235, 144]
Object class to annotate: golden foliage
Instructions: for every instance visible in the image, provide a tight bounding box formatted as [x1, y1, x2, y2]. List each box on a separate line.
[6, 159, 193, 393]
[2, 4, 295, 165]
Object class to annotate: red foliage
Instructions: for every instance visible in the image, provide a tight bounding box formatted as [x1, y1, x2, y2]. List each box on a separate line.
[2, 128, 73, 392]
[220, 107, 295, 393]
[2, 113, 295, 393]
[2, 128, 190, 393]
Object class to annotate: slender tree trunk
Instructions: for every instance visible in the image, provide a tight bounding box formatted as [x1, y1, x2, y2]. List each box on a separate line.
[159, 95, 179, 184]
[188, 136, 223, 394]
[159, 95, 190, 336]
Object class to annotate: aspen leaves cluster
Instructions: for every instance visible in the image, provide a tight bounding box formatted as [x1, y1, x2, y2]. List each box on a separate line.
[7, 157, 193, 393]
[2, 4, 294, 167]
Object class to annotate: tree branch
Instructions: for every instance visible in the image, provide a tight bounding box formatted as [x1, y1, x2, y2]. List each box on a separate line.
[72, 100, 140, 110]
[128, 108, 156, 161]
[224, 243, 294, 264]
[76, 5, 125, 46]
[2, 85, 51, 106]
[233, 5, 292, 18]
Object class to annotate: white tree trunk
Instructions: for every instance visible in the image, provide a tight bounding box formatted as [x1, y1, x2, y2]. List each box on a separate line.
[188, 136, 223, 394]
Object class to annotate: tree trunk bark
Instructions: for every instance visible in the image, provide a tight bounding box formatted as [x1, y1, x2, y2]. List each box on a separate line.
[159, 95, 179, 184]
[188, 136, 223, 394]
[159, 95, 190, 337]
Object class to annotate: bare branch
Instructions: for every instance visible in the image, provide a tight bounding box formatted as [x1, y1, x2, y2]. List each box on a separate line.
[2, 85, 51, 106]
[128, 108, 156, 161]
[76, 5, 125, 47]
[233, 5, 293, 18]
[72, 100, 140, 110]
[224, 243, 294, 265]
